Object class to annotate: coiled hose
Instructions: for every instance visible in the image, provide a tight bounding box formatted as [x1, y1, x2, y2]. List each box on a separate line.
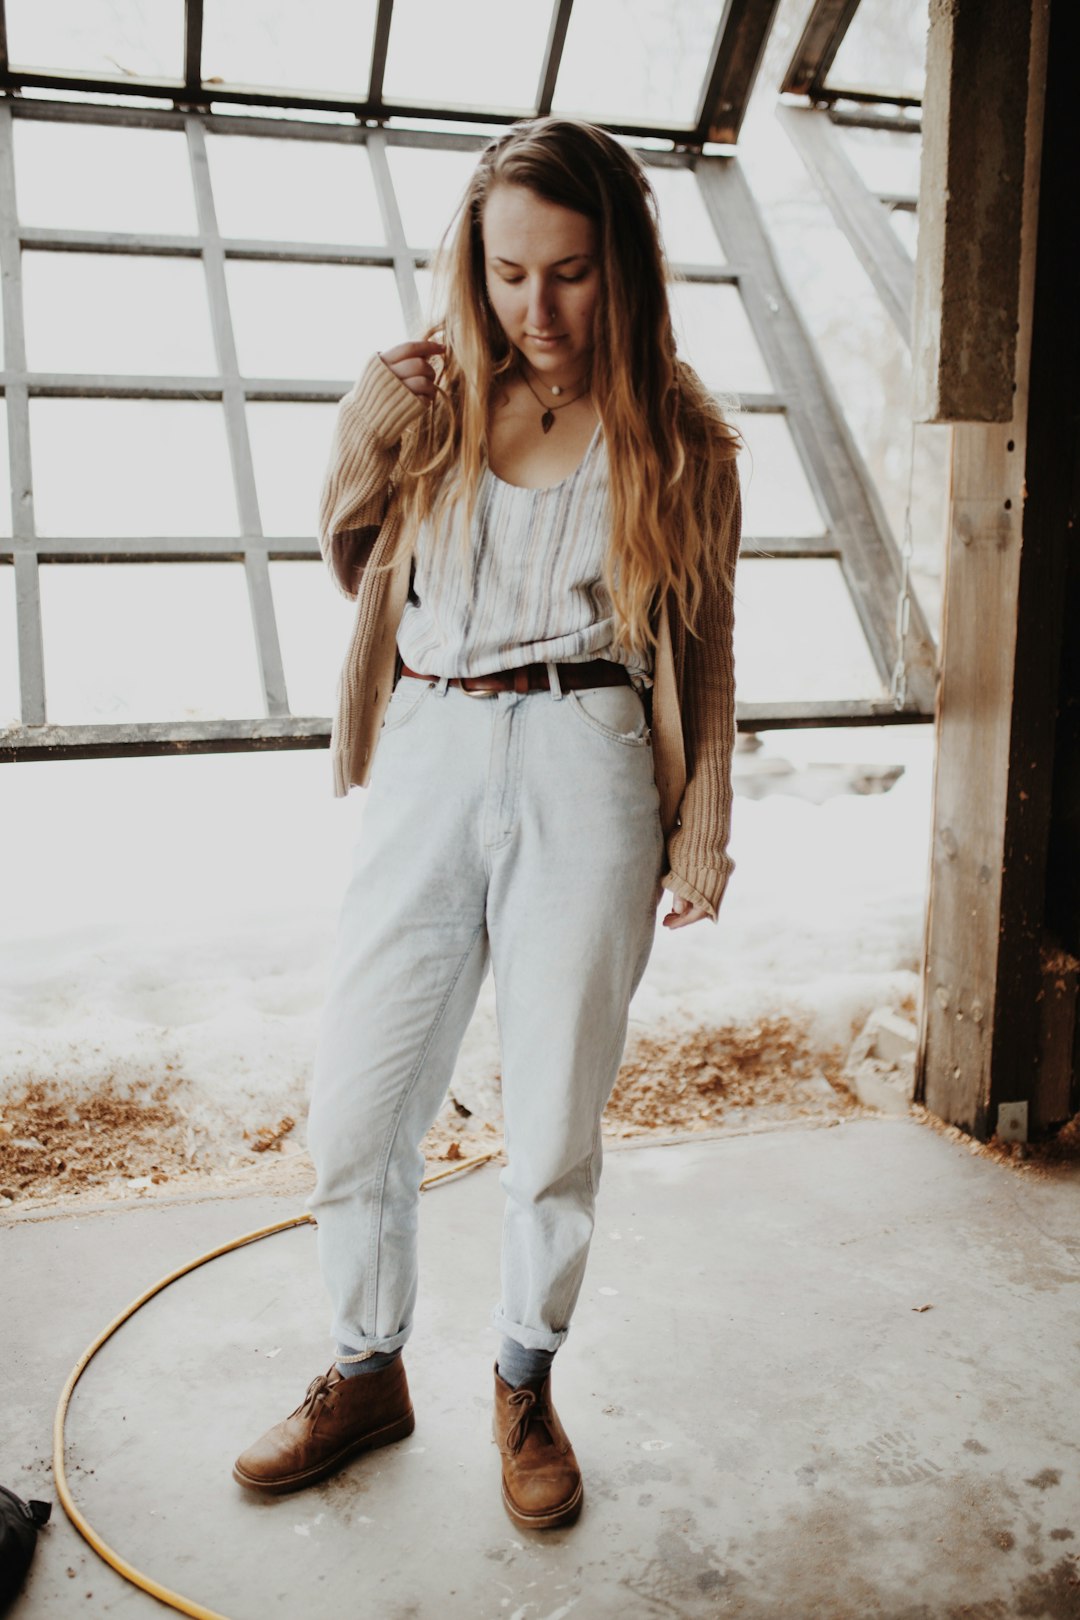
[52, 1149, 499, 1620]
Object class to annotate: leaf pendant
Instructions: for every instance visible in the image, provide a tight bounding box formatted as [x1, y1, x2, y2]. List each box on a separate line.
[541, 409, 555, 433]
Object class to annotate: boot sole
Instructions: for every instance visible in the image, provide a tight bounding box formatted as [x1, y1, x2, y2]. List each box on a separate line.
[232, 1407, 415, 1495]
[501, 1475, 584, 1531]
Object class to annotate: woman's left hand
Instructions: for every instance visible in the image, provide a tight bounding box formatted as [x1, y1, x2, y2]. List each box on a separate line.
[662, 896, 712, 929]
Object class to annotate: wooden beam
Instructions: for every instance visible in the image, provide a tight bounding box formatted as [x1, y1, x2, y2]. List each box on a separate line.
[917, 0, 1055, 1138]
[912, 0, 1032, 423]
[993, 0, 1080, 1135]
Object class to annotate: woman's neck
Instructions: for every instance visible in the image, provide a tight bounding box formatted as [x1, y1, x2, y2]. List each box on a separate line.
[516, 352, 591, 398]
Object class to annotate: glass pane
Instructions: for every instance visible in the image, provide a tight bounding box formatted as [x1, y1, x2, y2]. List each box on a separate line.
[40, 563, 263, 723]
[6, 0, 184, 79]
[827, 0, 929, 101]
[22, 251, 217, 376]
[206, 134, 385, 245]
[649, 166, 725, 266]
[834, 126, 921, 198]
[733, 559, 885, 702]
[383, 0, 551, 113]
[269, 560, 356, 716]
[385, 145, 481, 251]
[202, 0, 378, 100]
[246, 403, 340, 536]
[414, 266, 436, 328]
[13, 120, 199, 235]
[226, 262, 406, 379]
[553, 0, 717, 127]
[0, 566, 17, 727]
[0, 399, 10, 534]
[30, 400, 238, 537]
[888, 207, 918, 258]
[733, 414, 825, 539]
[669, 282, 774, 394]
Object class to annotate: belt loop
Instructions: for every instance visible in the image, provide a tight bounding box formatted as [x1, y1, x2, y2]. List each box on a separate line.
[546, 659, 564, 700]
[436, 674, 450, 696]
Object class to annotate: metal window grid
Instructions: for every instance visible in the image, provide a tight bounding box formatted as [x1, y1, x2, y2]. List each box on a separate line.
[777, 104, 920, 346]
[0, 89, 935, 765]
[780, 0, 923, 111]
[0, 0, 778, 150]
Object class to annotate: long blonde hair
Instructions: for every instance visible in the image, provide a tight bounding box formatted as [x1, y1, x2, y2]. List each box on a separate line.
[384, 117, 742, 652]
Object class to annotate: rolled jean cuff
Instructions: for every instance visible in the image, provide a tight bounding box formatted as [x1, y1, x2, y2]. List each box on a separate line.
[490, 1307, 570, 1354]
[330, 1321, 412, 1358]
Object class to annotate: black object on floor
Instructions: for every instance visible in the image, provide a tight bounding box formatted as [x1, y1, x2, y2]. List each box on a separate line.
[0, 1485, 51, 1612]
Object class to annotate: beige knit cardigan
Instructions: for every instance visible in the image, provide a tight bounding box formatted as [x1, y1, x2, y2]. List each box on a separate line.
[318, 354, 741, 922]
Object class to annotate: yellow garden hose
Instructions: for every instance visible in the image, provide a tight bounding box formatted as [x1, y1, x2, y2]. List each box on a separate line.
[52, 1149, 500, 1620]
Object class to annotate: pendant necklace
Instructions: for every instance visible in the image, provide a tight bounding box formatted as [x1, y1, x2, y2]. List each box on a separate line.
[518, 364, 591, 434]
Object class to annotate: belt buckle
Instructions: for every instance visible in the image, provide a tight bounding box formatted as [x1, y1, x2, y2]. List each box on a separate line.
[461, 680, 499, 699]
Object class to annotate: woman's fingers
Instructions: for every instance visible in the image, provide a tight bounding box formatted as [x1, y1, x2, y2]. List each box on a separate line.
[381, 339, 446, 366]
[399, 373, 438, 399]
[661, 897, 710, 929]
[378, 341, 445, 400]
[393, 356, 438, 381]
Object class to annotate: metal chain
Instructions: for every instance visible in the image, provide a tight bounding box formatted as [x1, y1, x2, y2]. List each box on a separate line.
[890, 401, 918, 711]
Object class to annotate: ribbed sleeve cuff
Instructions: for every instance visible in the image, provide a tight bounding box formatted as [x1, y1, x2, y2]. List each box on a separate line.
[347, 352, 429, 447]
[660, 862, 734, 924]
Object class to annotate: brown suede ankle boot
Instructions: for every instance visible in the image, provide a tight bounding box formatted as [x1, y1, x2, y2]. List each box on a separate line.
[233, 1359, 414, 1494]
[492, 1362, 583, 1530]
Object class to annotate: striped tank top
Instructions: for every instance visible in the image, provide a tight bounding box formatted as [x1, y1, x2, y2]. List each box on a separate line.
[395, 420, 654, 691]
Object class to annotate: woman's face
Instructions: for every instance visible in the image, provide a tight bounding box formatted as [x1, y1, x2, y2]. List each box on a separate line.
[481, 183, 599, 384]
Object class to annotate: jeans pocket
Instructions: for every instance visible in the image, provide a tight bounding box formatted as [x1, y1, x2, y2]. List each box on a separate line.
[380, 675, 435, 733]
[565, 684, 652, 747]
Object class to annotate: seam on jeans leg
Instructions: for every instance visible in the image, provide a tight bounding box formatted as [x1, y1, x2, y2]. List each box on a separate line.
[367, 919, 487, 1333]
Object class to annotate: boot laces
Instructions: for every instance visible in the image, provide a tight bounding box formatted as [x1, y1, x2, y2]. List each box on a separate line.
[506, 1385, 556, 1453]
[291, 1370, 335, 1422]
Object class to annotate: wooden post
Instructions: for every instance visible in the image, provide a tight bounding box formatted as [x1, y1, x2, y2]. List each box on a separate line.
[917, 0, 1080, 1138]
[912, 0, 1032, 424]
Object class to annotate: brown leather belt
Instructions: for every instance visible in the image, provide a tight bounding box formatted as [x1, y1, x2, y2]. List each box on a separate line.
[399, 658, 632, 697]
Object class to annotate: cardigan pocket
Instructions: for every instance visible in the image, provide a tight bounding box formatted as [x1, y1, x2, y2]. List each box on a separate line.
[564, 685, 652, 748]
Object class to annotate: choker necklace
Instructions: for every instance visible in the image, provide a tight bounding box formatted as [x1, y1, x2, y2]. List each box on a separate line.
[518, 363, 591, 433]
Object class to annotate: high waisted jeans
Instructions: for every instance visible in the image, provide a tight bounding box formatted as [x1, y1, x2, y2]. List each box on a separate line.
[305, 666, 665, 1357]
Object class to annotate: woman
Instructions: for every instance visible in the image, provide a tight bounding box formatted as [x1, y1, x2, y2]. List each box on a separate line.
[233, 117, 742, 1530]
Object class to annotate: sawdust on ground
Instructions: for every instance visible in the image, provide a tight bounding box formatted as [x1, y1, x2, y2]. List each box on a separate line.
[2, 1008, 1076, 1217]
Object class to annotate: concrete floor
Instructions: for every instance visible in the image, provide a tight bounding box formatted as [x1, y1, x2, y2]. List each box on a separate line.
[3, 1116, 1080, 1620]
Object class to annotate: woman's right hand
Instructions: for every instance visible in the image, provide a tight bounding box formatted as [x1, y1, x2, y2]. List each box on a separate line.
[378, 340, 446, 401]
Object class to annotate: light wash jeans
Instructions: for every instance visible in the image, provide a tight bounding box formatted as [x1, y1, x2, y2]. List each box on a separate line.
[305, 666, 665, 1359]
